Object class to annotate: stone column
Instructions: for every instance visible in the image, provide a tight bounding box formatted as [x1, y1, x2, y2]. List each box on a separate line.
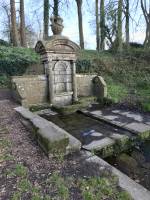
[48, 61, 54, 104]
[72, 61, 78, 102]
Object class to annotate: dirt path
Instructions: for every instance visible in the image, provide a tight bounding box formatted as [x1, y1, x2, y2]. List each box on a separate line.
[0, 89, 12, 100]
[0, 99, 132, 200]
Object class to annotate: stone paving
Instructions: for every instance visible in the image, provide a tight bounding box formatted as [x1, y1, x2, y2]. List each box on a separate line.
[80, 107, 150, 154]
[86, 107, 150, 132]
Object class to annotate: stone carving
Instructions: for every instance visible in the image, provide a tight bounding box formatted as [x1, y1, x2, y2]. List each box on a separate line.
[50, 16, 64, 35]
[35, 16, 80, 106]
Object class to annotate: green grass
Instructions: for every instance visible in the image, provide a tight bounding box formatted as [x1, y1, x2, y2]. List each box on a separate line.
[77, 49, 150, 111]
[14, 164, 28, 177]
[79, 176, 132, 200]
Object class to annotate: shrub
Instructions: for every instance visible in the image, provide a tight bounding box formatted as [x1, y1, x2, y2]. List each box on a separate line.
[0, 46, 40, 76]
[0, 39, 10, 47]
[76, 59, 92, 73]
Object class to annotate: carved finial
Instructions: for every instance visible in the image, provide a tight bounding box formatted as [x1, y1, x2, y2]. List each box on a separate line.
[50, 16, 64, 35]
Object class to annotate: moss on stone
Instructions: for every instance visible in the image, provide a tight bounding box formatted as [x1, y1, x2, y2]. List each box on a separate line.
[98, 145, 114, 158]
[113, 136, 133, 156]
[36, 131, 69, 156]
[53, 96, 96, 115]
[29, 104, 51, 112]
[138, 130, 150, 141]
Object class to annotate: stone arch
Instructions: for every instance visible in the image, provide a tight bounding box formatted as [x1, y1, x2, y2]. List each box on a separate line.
[53, 61, 72, 94]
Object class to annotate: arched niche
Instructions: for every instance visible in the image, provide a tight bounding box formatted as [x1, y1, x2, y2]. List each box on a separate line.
[53, 61, 72, 94]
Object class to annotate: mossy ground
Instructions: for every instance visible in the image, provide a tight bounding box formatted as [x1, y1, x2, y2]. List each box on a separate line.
[77, 49, 150, 112]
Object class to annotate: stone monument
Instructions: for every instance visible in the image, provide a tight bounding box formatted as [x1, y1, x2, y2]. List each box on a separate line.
[35, 16, 80, 106]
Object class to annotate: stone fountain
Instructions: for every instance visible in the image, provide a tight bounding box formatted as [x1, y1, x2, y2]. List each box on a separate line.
[35, 16, 80, 106]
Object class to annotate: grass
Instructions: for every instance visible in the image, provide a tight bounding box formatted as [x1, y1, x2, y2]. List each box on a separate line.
[79, 176, 131, 200]
[77, 49, 150, 112]
[0, 125, 132, 200]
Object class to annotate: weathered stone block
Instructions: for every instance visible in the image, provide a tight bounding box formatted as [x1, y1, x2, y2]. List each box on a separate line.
[12, 75, 48, 107]
[15, 106, 81, 155]
[93, 76, 107, 99]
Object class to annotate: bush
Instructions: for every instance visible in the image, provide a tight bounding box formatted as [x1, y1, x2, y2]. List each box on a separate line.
[0, 39, 10, 47]
[0, 75, 11, 88]
[76, 59, 92, 73]
[0, 46, 40, 76]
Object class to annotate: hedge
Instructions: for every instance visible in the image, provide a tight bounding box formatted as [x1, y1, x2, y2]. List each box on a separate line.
[0, 46, 40, 76]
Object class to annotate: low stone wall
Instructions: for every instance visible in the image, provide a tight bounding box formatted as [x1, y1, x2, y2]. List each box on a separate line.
[12, 75, 48, 107]
[76, 74, 96, 97]
[11, 74, 107, 107]
[15, 106, 81, 155]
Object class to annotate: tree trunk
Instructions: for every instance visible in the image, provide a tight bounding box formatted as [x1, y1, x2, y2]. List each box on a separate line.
[44, 0, 49, 39]
[10, 0, 19, 46]
[20, 0, 27, 47]
[76, 0, 84, 49]
[54, 0, 59, 16]
[100, 0, 105, 50]
[96, 0, 100, 51]
[117, 0, 123, 52]
[125, 0, 129, 49]
[141, 0, 150, 48]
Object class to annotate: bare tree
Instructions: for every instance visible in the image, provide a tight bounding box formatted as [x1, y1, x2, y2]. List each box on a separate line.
[75, 0, 84, 49]
[54, 0, 59, 16]
[96, 0, 100, 51]
[20, 0, 27, 47]
[116, 0, 123, 52]
[1, 2, 12, 43]
[100, 0, 105, 50]
[44, 0, 49, 39]
[125, 0, 129, 48]
[10, 0, 19, 46]
[141, 0, 150, 47]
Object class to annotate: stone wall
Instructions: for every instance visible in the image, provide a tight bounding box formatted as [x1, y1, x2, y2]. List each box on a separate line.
[76, 74, 96, 97]
[12, 75, 48, 107]
[11, 74, 107, 107]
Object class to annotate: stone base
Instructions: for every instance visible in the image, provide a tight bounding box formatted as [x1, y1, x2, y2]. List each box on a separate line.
[54, 92, 73, 106]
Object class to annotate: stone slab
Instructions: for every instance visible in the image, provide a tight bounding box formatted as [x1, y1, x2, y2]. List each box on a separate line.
[90, 110, 133, 127]
[35, 109, 58, 116]
[112, 109, 150, 126]
[82, 137, 115, 151]
[15, 106, 81, 155]
[124, 122, 150, 133]
[89, 108, 150, 135]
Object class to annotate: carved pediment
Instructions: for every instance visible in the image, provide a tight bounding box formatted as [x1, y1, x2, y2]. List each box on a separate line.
[35, 37, 80, 54]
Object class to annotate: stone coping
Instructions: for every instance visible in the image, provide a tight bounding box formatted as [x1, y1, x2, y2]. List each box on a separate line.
[11, 75, 46, 79]
[80, 151, 150, 200]
[15, 106, 81, 156]
[81, 110, 150, 136]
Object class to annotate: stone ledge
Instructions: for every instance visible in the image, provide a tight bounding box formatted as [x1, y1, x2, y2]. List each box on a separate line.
[15, 106, 81, 156]
[80, 151, 150, 200]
